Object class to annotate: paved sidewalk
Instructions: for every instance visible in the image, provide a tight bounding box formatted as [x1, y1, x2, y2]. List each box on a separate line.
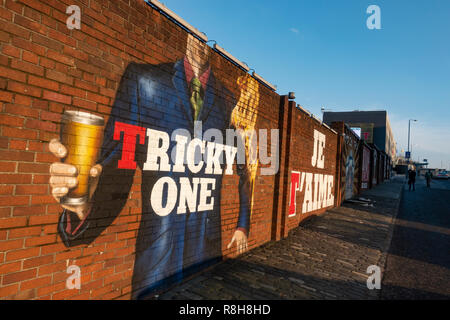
[154, 176, 404, 300]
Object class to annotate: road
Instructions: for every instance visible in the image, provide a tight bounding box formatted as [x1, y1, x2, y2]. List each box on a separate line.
[381, 176, 450, 299]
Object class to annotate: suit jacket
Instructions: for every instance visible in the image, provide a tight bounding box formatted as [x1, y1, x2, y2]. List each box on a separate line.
[58, 60, 252, 299]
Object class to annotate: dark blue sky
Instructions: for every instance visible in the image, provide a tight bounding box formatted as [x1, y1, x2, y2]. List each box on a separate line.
[157, 0, 450, 169]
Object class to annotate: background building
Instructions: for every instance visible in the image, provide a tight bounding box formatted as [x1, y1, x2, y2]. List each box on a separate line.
[323, 110, 397, 161]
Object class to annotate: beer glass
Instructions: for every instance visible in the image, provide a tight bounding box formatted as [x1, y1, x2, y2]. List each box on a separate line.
[60, 110, 104, 205]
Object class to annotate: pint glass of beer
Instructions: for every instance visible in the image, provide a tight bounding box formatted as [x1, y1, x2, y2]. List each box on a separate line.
[60, 110, 104, 206]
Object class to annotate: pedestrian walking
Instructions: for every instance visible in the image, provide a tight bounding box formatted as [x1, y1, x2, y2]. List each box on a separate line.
[425, 171, 432, 188]
[408, 169, 416, 191]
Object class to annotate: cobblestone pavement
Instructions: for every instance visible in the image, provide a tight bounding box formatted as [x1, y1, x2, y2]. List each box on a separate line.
[381, 177, 450, 299]
[154, 177, 404, 300]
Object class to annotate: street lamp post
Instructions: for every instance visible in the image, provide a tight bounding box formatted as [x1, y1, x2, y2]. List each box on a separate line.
[407, 119, 417, 158]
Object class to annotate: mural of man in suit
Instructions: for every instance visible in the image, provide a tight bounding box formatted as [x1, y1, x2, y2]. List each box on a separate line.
[48, 34, 257, 299]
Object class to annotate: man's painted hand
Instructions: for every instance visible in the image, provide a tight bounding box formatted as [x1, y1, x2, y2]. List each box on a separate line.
[48, 139, 102, 220]
[227, 229, 248, 255]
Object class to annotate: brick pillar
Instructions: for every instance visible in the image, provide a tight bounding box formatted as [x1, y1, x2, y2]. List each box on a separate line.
[271, 96, 293, 241]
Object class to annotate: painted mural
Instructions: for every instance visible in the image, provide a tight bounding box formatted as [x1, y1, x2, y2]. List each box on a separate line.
[372, 148, 378, 185]
[289, 129, 335, 217]
[341, 131, 360, 201]
[361, 144, 371, 189]
[47, 34, 262, 299]
[231, 74, 260, 217]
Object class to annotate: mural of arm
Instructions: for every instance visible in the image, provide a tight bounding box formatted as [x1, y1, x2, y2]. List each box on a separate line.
[230, 75, 260, 236]
[58, 63, 142, 247]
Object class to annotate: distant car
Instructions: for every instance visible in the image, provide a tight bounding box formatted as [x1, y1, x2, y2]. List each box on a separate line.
[434, 171, 449, 179]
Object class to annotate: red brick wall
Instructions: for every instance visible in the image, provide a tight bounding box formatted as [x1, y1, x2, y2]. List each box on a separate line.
[0, 0, 282, 299]
[2, 0, 132, 300]
[0, 0, 345, 300]
[282, 105, 339, 234]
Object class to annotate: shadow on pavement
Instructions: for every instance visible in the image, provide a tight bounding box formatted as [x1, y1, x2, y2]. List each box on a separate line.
[381, 284, 449, 300]
[380, 178, 450, 298]
[160, 258, 450, 300]
[302, 209, 450, 269]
